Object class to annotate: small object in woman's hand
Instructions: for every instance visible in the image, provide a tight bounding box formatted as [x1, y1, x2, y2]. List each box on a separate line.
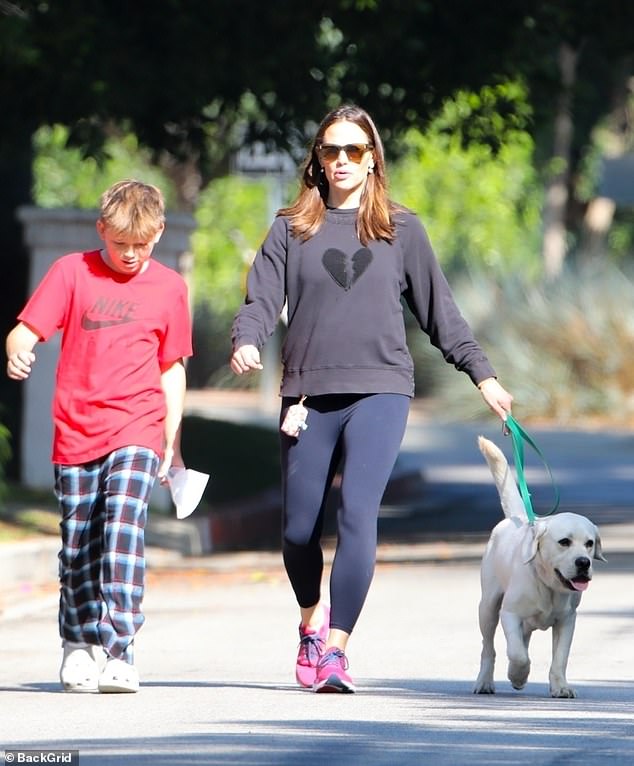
[281, 396, 308, 437]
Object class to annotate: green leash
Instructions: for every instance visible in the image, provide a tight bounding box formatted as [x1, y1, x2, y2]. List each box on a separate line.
[503, 413, 560, 525]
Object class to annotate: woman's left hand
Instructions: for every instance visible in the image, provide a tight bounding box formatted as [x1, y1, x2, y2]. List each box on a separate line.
[477, 377, 513, 421]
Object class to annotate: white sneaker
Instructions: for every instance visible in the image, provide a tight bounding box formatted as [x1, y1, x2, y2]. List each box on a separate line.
[98, 657, 140, 694]
[60, 641, 107, 693]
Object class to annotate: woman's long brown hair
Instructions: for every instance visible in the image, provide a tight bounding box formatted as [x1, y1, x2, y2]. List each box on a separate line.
[278, 104, 400, 245]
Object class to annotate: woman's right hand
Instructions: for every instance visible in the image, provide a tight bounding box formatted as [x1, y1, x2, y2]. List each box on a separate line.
[230, 344, 264, 375]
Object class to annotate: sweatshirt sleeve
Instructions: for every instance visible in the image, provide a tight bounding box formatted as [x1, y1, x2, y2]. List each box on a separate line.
[399, 213, 496, 386]
[231, 216, 289, 351]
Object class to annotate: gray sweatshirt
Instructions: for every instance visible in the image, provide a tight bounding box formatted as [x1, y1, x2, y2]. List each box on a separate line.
[231, 206, 496, 397]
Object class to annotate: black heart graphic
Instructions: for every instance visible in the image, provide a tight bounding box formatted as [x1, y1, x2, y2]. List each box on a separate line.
[322, 248, 373, 291]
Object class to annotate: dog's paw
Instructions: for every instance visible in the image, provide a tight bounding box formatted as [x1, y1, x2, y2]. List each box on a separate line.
[508, 660, 530, 690]
[551, 685, 577, 699]
[507, 664, 531, 691]
[473, 680, 496, 694]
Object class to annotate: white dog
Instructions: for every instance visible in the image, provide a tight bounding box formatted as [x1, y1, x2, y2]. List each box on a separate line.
[473, 436, 605, 698]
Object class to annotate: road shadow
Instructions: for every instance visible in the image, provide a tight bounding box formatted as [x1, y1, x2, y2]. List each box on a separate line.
[5, 678, 633, 765]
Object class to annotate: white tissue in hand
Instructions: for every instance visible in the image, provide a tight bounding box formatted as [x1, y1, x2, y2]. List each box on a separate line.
[167, 467, 210, 519]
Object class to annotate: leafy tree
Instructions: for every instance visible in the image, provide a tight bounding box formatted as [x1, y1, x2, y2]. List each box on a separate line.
[5, 1, 631, 218]
[390, 83, 543, 278]
[3, 1, 632, 290]
[33, 125, 175, 208]
[188, 175, 272, 386]
[2, 0, 632, 476]
[191, 177, 270, 313]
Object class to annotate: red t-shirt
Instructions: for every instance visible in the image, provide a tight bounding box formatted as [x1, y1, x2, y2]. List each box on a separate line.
[19, 250, 193, 464]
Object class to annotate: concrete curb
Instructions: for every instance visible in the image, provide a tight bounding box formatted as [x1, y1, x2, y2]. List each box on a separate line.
[2, 520, 632, 584]
[1, 522, 632, 624]
[1, 537, 60, 584]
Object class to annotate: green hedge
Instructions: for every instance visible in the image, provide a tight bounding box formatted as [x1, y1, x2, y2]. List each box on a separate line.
[181, 416, 280, 506]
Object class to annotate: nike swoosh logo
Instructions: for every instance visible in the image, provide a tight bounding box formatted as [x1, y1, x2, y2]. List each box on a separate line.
[81, 312, 136, 331]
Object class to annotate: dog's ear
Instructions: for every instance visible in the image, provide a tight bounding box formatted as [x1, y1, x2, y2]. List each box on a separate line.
[522, 521, 547, 563]
[593, 525, 607, 562]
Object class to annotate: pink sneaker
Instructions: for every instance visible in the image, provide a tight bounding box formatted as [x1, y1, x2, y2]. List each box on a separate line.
[313, 648, 356, 693]
[295, 604, 330, 688]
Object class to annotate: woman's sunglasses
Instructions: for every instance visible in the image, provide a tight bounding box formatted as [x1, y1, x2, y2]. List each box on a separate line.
[317, 143, 374, 163]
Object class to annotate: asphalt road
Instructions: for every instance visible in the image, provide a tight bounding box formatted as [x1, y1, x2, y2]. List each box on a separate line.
[2, 552, 633, 765]
[2, 397, 633, 764]
[382, 416, 634, 539]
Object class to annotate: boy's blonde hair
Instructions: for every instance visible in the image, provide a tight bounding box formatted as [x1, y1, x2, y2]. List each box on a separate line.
[99, 180, 165, 240]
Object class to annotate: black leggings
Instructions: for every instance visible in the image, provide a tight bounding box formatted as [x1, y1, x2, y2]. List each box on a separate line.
[280, 393, 409, 634]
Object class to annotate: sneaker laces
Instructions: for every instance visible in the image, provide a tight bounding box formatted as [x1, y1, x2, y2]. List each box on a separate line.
[318, 648, 348, 669]
[298, 632, 325, 666]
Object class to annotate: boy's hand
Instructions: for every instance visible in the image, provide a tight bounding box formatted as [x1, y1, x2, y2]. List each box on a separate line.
[7, 350, 36, 380]
[158, 447, 185, 485]
[230, 344, 263, 375]
[158, 447, 176, 484]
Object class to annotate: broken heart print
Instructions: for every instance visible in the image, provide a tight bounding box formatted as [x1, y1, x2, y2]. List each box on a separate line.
[322, 248, 373, 290]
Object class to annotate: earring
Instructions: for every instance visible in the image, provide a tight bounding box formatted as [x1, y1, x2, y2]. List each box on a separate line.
[368, 165, 374, 174]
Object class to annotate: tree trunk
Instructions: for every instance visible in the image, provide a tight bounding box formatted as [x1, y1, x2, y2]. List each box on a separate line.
[541, 42, 578, 279]
[581, 196, 616, 260]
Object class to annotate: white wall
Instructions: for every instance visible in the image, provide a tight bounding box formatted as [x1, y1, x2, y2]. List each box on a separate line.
[16, 206, 196, 509]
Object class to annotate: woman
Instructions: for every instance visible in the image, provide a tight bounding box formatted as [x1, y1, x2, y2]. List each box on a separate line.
[231, 104, 513, 693]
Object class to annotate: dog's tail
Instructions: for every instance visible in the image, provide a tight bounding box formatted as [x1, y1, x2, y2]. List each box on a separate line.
[478, 435, 526, 521]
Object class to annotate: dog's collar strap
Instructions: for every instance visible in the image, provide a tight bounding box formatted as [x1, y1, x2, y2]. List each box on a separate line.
[504, 414, 560, 525]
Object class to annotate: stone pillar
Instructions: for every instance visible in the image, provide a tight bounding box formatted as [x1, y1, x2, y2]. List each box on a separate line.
[15, 207, 196, 510]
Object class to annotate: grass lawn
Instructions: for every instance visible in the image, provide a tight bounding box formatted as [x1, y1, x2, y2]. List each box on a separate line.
[0, 482, 58, 541]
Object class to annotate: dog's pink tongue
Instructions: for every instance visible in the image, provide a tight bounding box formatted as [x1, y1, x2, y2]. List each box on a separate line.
[571, 579, 589, 592]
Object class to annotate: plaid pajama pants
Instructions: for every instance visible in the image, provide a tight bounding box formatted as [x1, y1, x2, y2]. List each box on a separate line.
[54, 446, 159, 662]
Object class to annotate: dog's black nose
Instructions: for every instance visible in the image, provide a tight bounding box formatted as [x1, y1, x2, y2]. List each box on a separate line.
[575, 556, 591, 571]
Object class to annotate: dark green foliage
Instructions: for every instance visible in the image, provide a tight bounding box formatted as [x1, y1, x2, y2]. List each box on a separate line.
[181, 416, 280, 505]
[3, 2, 632, 182]
[0, 417, 11, 503]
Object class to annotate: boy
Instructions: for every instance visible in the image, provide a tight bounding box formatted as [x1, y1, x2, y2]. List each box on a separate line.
[6, 180, 193, 693]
